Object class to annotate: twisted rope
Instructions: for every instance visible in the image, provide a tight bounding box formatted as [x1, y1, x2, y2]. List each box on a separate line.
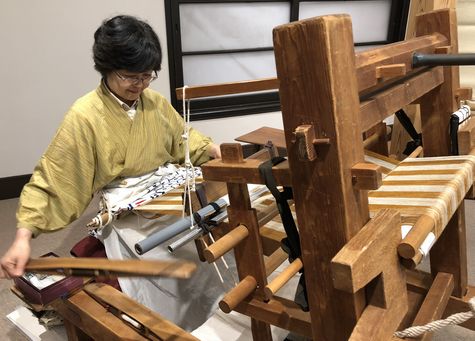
[394, 297, 475, 338]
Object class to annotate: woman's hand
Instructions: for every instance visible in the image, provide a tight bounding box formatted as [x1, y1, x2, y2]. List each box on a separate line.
[207, 143, 221, 159]
[0, 228, 32, 278]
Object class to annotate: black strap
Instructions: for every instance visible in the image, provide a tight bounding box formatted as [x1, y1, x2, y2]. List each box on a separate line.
[258, 156, 308, 311]
[258, 157, 301, 260]
[395, 109, 422, 155]
[449, 115, 460, 155]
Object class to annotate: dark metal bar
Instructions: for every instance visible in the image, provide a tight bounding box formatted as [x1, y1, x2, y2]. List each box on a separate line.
[413, 53, 475, 67]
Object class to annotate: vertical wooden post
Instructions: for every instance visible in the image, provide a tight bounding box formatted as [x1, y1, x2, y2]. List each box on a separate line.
[273, 15, 367, 341]
[220, 143, 272, 340]
[416, 8, 468, 297]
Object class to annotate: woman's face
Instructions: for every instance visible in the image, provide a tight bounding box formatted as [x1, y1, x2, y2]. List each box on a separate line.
[106, 70, 156, 104]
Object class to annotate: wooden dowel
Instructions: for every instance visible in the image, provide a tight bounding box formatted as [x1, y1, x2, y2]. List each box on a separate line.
[219, 275, 257, 313]
[406, 146, 424, 158]
[203, 224, 249, 263]
[265, 248, 289, 277]
[264, 258, 303, 300]
[400, 251, 424, 270]
[398, 214, 436, 259]
[176, 78, 279, 100]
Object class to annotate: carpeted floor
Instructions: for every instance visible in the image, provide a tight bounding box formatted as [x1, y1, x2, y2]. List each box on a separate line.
[0, 197, 474, 340]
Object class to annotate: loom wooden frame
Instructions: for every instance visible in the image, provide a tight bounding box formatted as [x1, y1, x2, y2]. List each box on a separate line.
[198, 7, 475, 341]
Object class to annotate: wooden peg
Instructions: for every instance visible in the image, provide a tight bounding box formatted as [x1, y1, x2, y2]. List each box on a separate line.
[351, 163, 382, 190]
[264, 258, 303, 300]
[220, 143, 244, 164]
[219, 275, 257, 313]
[294, 125, 317, 161]
[456, 87, 473, 102]
[435, 46, 451, 54]
[203, 224, 249, 263]
[375, 63, 407, 79]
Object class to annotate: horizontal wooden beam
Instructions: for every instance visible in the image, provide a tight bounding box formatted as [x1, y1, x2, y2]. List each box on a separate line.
[235, 296, 312, 338]
[201, 158, 291, 186]
[360, 66, 444, 132]
[176, 33, 447, 100]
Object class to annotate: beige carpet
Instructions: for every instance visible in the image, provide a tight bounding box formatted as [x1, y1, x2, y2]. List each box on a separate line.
[0, 197, 474, 340]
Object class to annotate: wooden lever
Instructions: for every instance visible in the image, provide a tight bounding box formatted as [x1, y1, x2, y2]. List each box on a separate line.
[25, 258, 197, 279]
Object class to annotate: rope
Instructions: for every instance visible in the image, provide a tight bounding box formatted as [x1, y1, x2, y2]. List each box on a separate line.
[394, 297, 475, 338]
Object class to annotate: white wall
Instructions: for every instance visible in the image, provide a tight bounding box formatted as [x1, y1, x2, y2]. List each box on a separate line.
[0, 0, 282, 178]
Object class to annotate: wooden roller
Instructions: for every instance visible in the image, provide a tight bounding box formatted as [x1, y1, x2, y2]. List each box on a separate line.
[26, 257, 197, 279]
[219, 275, 257, 313]
[264, 258, 303, 300]
[398, 214, 436, 259]
[203, 224, 249, 263]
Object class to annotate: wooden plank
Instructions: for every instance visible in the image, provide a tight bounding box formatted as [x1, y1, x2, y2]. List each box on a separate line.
[415, 7, 469, 300]
[176, 77, 279, 100]
[235, 126, 287, 149]
[84, 283, 199, 341]
[235, 296, 312, 338]
[273, 14, 367, 341]
[405, 272, 454, 341]
[405, 270, 475, 330]
[360, 66, 444, 133]
[220, 143, 272, 340]
[26, 257, 196, 279]
[458, 117, 475, 155]
[201, 158, 291, 186]
[50, 290, 147, 341]
[332, 209, 407, 341]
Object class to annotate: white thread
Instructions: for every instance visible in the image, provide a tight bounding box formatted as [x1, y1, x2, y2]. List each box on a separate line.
[181, 86, 196, 227]
[394, 297, 475, 338]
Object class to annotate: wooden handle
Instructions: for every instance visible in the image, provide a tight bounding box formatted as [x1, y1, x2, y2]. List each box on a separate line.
[203, 224, 249, 263]
[25, 258, 197, 279]
[264, 258, 303, 300]
[398, 214, 435, 259]
[219, 275, 257, 313]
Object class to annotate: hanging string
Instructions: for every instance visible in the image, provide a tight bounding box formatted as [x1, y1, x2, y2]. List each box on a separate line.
[181, 86, 233, 285]
[181, 86, 196, 227]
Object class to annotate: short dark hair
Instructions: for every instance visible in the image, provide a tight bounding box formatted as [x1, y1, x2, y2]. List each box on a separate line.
[93, 15, 162, 77]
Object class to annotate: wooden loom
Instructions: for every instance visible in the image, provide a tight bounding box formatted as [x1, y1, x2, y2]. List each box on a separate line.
[176, 8, 475, 341]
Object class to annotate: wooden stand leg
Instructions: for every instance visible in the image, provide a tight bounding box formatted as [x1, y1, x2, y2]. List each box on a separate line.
[63, 319, 93, 341]
[430, 203, 468, 297]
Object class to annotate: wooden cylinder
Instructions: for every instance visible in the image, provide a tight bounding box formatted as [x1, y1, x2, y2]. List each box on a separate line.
[264, 248, 289, 277]
[264, 258, 303, 300]
[219, 275, 257, 313]
[398, 214, 435, 259]
[400, 251, 423, 269]
[203, 224, 249, 263]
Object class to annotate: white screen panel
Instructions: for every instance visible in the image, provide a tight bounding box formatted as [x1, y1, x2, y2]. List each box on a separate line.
[180, 3, 290, 52]
[183, 51, 276, 86]
[299, 1, 391, 43]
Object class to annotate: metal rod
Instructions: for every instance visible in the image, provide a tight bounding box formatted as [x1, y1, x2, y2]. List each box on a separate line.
[413, 53, 475, 67]
[135, 198, 228, 255]
[167, 210, 228, 253]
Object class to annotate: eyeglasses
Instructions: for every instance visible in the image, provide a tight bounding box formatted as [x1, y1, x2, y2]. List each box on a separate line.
[115, 71, 158, 85]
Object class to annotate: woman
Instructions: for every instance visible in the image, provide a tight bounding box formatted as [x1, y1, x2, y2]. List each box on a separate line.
[0, 15, 228, 331]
